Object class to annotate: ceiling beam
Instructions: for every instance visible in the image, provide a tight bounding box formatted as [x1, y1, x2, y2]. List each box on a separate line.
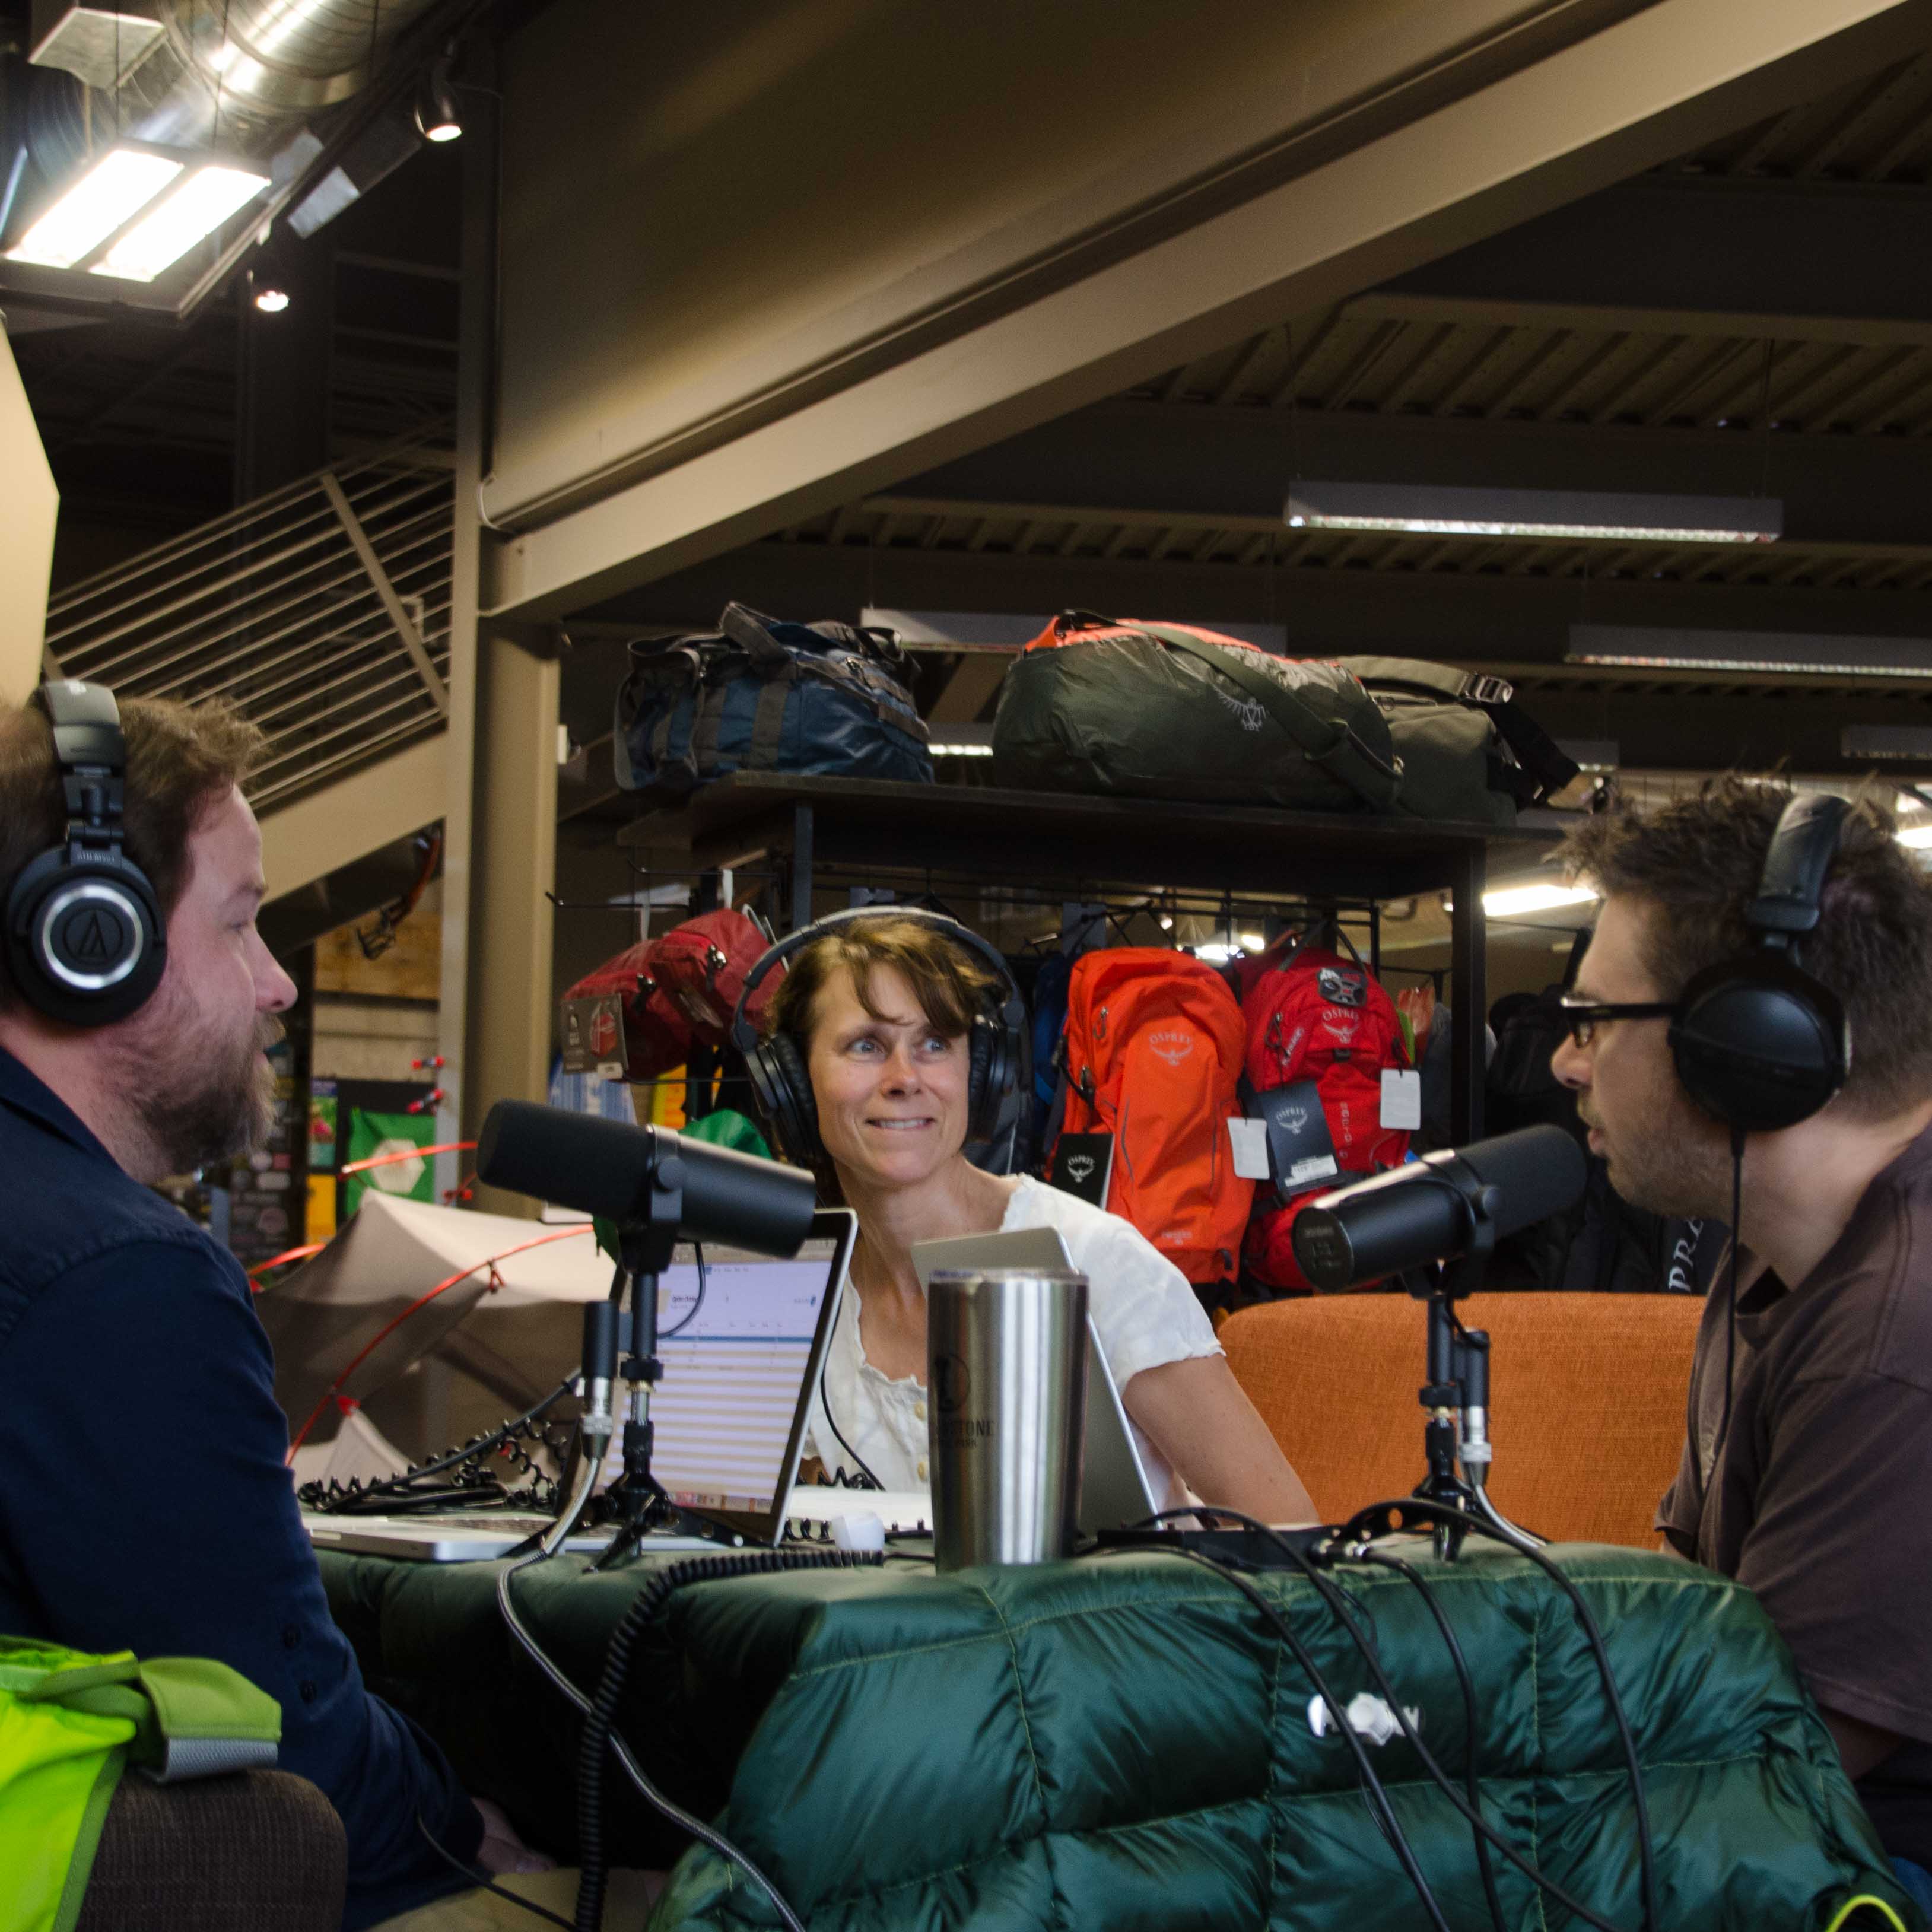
[489, 0, 1932, 622]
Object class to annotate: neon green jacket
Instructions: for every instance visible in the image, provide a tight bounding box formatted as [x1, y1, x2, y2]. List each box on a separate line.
[0, 1637, 280, 1932]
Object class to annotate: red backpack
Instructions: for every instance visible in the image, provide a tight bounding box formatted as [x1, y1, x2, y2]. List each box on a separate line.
[651, 910, 774, 1046]
[563, 910, 776, 1082]
[1240, 933, 1413, 1290]
[1052, 948, 1253, 1285]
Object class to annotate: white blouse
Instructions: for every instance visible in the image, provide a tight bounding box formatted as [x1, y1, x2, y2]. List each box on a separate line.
[803, 1175, 1222, 1506]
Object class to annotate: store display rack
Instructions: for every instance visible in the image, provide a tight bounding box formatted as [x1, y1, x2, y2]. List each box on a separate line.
[618, 773, 1555, 1145]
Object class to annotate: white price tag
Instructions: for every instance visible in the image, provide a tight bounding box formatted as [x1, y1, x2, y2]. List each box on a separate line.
[1288, 1153, 1339, 1186]
[1228, 1118, 1272, 1181]
[1381, 1068, 1422, 1131]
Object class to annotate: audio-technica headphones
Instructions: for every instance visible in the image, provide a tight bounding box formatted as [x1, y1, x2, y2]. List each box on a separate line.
[4, 680, 164, 1027]
[727, 905, 1026, 1168]
[1666, 791, 1852, 1135]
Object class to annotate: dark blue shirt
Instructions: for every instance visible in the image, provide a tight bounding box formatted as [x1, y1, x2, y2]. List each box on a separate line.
[0, 1047, 481, 1928]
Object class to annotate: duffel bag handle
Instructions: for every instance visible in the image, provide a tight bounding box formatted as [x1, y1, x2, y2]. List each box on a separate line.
[1155, 631, 1403, 812]
[717, 602, 795, 670]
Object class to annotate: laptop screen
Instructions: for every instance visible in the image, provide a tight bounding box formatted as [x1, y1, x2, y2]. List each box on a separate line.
[599, 1208, 854, 1534]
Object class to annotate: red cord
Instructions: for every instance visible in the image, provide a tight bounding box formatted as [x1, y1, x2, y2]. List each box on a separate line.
[337, 1139, 476, 1177]
[283, 1225, 595, 1462]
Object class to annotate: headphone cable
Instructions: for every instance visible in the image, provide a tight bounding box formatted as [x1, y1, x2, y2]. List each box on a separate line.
[1711, 1126, 1747, 1475]
[1138, 1506, 1653, 1932]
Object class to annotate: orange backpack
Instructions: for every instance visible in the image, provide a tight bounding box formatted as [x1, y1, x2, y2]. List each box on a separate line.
[1053, 948, 1253, 1285]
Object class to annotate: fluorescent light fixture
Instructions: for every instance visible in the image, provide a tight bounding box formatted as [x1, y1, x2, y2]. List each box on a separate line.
[6, 147, 181, 268]
[1571, 625, 1932, 679]
[91, 163, 268, 281]
[930, 742, 994, 757]
[929, 726, 993, 757]
[1846, 726, 1932, 761]
[1485, 882, 1599, 919]
[862, 609, 1290, 652]
[1464, 882, 1600, 919]
[1285, 481, 1781, 545]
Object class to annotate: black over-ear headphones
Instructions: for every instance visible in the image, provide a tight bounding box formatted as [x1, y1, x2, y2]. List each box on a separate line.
[1667, 791, 1852, 1134]
[5, 681, 164, 1027]
[728, 906, 1025, 1167]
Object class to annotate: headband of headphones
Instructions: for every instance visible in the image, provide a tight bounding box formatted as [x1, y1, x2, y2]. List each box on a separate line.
[1744, 792, 1850, 953]
[727, 904, 1025, 1054]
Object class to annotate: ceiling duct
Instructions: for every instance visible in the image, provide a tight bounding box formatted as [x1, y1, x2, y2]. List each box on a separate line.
[29, 1, 445, 157]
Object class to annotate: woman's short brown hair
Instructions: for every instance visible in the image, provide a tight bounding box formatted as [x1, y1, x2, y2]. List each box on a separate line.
[1558, 778, 1932, 1120]
[761, 915, 997, 1047]
[0, 693, 263, 1011]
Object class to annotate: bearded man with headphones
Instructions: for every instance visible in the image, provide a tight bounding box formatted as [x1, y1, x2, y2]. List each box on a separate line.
[1551, 779, 1932, 1908]
[0, 685, 542, 1927]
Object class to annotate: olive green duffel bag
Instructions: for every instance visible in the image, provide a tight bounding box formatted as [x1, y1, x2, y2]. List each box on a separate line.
[1338, 656, 1579, 826]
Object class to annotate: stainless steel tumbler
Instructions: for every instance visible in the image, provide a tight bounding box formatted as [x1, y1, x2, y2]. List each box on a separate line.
[927, 1267, 1088, 1569]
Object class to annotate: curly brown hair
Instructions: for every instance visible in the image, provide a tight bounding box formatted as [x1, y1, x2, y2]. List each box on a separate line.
[761, 914, 997, 1047]
[1556, 778, 1932, 1120]
[0, 693, 264, 1011]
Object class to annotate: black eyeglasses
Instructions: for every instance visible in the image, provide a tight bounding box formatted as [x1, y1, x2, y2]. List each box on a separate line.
[1556, 995, 1677, 1049]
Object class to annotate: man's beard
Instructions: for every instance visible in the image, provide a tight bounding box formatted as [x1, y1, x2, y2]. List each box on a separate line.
[119, 989, 282, 1177]
[1588, 1081, 1733, 1222]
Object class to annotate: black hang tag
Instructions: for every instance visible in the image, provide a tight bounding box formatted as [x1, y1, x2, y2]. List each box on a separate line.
[1050, 1133, 1114, 1208]
[1253, 1079, 1341, 1200]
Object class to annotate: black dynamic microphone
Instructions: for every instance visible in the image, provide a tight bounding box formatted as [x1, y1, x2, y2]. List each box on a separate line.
[1291, 1124, 1587, 1291]
[475, 1101, 818, 1256]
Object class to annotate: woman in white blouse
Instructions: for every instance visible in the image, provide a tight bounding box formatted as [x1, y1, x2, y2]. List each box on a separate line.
[760, 914, 1315, 1521]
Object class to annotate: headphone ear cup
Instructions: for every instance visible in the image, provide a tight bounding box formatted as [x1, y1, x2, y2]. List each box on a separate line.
[745, 1031, 819, 1167]
[5, 847, 163, 1028]
[1670, 959, 1847, 1134]
[965, 1014, 998, 1142]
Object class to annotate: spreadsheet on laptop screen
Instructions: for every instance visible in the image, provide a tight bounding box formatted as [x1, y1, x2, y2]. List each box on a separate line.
[600, 1235, 844, 1515]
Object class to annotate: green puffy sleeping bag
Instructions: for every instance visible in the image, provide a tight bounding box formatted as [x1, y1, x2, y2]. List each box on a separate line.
[642, 1546, 1917, 1932]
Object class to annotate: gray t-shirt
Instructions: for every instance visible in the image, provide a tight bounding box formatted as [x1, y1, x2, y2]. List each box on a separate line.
[1658, 1121, 1932, 1865]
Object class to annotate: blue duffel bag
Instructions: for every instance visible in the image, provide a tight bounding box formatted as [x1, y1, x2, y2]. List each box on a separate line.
[612, 603, 933, 800]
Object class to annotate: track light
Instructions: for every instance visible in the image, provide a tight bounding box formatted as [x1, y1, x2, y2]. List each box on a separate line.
[414, 62, 462, 144]
[253, 282, 290, 313]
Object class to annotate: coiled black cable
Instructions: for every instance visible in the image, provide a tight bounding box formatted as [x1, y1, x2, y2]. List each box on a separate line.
[570, 1546, 884, 1932]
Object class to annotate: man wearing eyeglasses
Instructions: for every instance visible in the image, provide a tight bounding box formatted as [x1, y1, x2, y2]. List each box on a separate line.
[1550, 780, 1932, 1908]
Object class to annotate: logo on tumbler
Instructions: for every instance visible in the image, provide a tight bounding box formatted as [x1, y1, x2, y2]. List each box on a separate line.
[933, 1352, 971, 1415]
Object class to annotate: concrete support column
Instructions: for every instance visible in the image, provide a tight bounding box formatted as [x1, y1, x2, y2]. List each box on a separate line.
[458, 630, 560, 1212]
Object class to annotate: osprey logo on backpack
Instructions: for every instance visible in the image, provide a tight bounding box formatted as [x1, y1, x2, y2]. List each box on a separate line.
[1066, 1154, 1096, 1184]
[1148, 1028, 1196, 1066]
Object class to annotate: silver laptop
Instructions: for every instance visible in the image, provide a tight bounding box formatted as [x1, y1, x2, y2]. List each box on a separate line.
[304, 1210, 857, 1561]
[910, 1225, 1163, 1534]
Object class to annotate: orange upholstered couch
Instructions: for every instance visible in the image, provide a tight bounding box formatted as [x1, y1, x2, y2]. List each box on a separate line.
[1221, 1291, 1705, 1547]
